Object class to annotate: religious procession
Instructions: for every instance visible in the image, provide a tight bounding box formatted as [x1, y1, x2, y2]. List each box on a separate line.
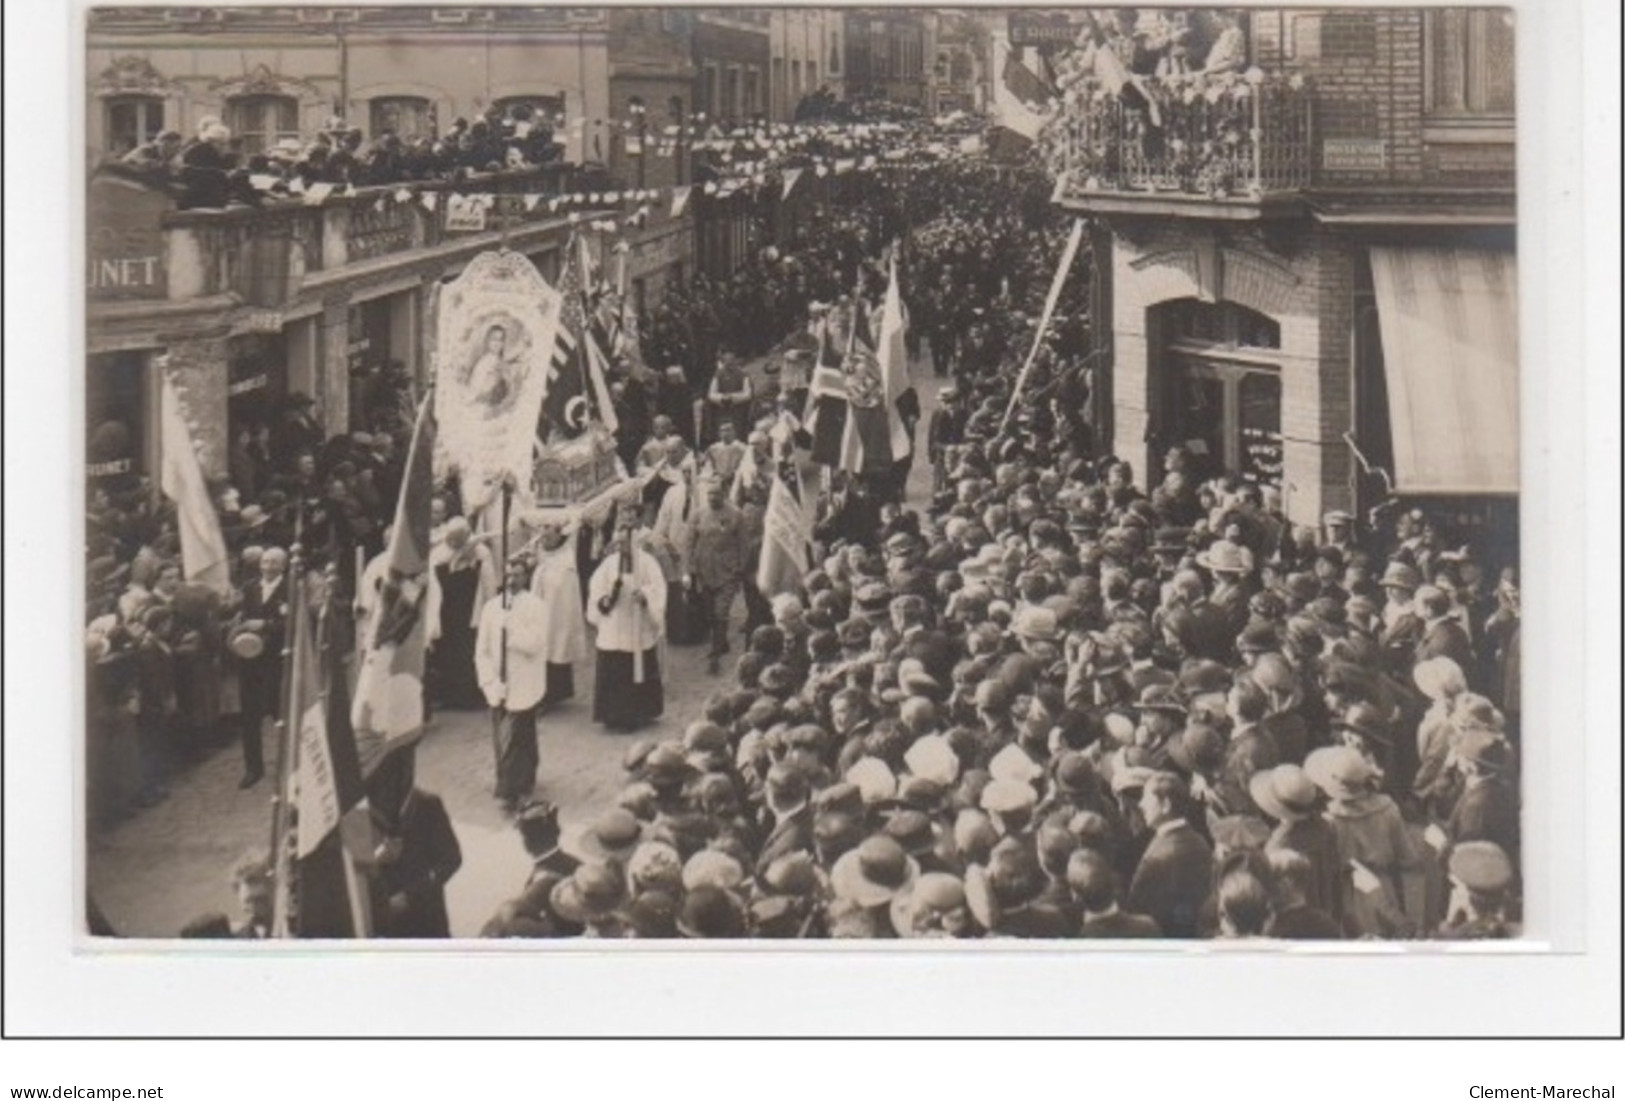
[83, 6, 1521, 943]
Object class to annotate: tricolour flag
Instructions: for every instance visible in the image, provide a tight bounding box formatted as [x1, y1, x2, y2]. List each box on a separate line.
[991, 32, 1054, 144]
[158, 368, 230, 593]
[839, 260, 912, 476]
[351, 396, 435, 777]
[756, 456, 814, 596]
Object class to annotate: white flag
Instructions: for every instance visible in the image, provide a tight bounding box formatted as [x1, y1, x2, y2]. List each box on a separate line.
[158, 370, 230, 593]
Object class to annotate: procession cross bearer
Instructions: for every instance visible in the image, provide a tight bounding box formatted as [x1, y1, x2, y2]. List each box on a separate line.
[587, 506, 667, 733]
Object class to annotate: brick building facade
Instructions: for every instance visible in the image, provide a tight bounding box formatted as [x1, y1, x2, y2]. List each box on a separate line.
[1057, 7, 1517, 541]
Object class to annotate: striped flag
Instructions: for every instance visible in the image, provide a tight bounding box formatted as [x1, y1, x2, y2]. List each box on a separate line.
[541, 234, 619, 442]
[756, 456, 814, 596]
[158, 369, 230, 594]
[802, 315, 849, 466]
[350, 396, 435, 777]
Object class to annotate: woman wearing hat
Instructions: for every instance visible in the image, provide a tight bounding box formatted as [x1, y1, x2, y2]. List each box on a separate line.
[1304, 746, 1422, 938]
[1249, 764, 1341, 923]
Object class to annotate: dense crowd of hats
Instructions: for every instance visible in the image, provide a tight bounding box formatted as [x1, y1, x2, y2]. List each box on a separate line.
[480, 188, 1523, 943]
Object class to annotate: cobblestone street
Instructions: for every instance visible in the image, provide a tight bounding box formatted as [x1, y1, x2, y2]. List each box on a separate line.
[86, 358, 943, 939]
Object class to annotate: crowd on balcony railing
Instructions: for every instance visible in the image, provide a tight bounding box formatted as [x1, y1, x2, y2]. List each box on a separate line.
[1035, 9, 1315, 195]
[107, 103, 571, 212]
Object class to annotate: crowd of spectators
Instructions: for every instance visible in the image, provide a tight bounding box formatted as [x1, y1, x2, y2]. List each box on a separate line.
[476, 161, 1524, 942]
[86, 120, 1522, 941]
[109, 104, 567, 211]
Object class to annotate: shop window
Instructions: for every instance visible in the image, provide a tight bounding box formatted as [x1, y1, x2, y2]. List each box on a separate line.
[369, 95, 436, 139]
[1426, 9, 1515, 120]
[104, 95, 166, 156]
[226, 94, 299, 155]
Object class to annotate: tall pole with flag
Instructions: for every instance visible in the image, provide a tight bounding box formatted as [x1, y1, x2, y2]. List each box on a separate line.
[158, 365, 231, 594]
[838, 256, 912, 477]
[1001, 217, 1086, 433]
[351, 395, 436, 779]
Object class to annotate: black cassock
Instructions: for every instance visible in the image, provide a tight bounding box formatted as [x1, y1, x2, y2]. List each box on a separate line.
[369, 789, 463, 939]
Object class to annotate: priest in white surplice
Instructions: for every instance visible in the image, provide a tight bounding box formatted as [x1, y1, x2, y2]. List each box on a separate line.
[586, 511, 667, 733]
[528, 519, 588, 711]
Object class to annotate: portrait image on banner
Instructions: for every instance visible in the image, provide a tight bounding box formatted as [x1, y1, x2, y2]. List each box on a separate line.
[434, 250, 563, 512]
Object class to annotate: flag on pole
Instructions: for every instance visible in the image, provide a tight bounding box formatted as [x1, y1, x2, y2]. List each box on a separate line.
[802, 315, 849, 466]
[351, 396, 436, 777]
[756, 456, 814, 596]
[780, 167, 804, 200]
[541, 234, 619, 441]
[839, 265, 912, 476]
[990, 31, 1053, 145]
[158, 368, 230, 593]
[1002, 218, 1087, 432]
[670, 184, 693, 218]
[295, 581, 364, 859]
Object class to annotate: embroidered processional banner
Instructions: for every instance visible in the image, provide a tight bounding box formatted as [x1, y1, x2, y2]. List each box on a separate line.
[433, 250, 563, 513]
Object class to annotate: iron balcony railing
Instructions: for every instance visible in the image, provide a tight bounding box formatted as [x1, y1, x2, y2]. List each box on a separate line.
[1056, 69, 1314, 201]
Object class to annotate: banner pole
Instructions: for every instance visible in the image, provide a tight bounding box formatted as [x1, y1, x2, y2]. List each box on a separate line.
[1001, 217, 1085, 435]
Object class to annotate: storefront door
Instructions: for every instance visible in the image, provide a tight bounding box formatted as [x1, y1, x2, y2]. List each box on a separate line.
[1166, 357, 1283, 489]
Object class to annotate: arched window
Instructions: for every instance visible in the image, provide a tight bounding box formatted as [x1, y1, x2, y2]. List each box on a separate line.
[226, 94, 298, 154]
[369, 95, 436, 140]
[104, 95, 165, 155]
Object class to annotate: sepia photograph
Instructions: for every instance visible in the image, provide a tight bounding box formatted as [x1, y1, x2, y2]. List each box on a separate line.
[75, 3, 1533, 950]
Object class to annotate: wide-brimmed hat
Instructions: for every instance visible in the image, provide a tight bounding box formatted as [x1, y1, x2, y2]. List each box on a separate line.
[681, 848, 747, 893]
[1012, 605, 1060, 644]
[762, 851, 821, 897]
[845, 757, 898, 805]
[979, 777, 1039, 816]
[988, 743, 1045, 786]
[1333, 702, 1393, 746]
[882, 810, 940, 856]
[1448, 841, 1515, 894]
[625, 840, 684, 894]
[228, 624, 266, 660]
[676, 885, 747, 938]
[571, 808, 645, 863]
[1197, 540, 1252, 575]
[1304, 745, 1382, 800]
[1248, 764, 1320, 822]
[889, 872, 967, 939]
[1131, 684, 1188, 717]
[903, 734, 960, 787]
[1379, 562, 1421, 591]
[830, 836, 919, 908]
[1236, 622, 1281, 656]
[549, 863, 628, 924]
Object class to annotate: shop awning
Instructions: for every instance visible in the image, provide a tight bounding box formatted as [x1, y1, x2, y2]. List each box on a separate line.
[1368, 246, 1519, 495]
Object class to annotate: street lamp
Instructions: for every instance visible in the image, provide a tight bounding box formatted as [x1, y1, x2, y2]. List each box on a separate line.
[628, 97, 647, 190]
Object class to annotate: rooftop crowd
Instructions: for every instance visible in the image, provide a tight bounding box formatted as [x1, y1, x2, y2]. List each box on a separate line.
[87, 121, 1521, 942]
